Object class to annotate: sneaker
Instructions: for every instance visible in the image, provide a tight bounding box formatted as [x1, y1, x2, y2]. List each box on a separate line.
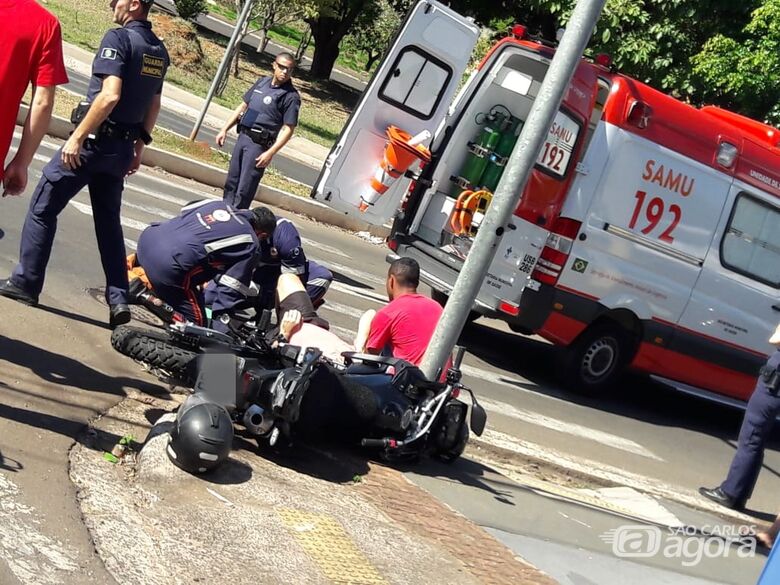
[109, 303, 131, 329]
[698, 486, 744, 510]
[0, 279, 38, 306]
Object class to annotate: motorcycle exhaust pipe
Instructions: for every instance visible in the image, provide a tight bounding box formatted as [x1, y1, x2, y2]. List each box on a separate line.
[243, 404, 273, 436]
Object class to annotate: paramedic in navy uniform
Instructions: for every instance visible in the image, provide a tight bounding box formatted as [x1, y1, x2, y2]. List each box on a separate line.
[0, 0, 169, 329]
[216, 52, 301, 209]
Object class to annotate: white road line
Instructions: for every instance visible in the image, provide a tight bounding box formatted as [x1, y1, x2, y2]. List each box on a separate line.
[301, 237, 348, 258]
[69, 200, 150, 233]
[319, 299, 367, 321]
[329, 325, 358, 344]
[478, 396, 663, 461]
[318, 259, 385, 287]
[0, 473, 79, 583]
[127, 172, 220, 202]
[122, 199, 175, 220]
[330, 281, 386, 305]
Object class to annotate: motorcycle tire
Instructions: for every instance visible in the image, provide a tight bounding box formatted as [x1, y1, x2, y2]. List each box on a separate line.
[111, 325, 199, 387]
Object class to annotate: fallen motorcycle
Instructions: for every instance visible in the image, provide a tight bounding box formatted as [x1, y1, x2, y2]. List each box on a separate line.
[111, 321, 487, 468]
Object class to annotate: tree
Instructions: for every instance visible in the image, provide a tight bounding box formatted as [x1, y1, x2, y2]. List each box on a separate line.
[229, 0, 314, 77]
[692, 0, 780, 124]
[342, 0, 407, 72]
[174, 0, 208, 20]
[306, 0, 374, 79]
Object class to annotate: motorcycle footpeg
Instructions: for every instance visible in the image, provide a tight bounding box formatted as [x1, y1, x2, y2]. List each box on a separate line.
[361, 437, 397, 449]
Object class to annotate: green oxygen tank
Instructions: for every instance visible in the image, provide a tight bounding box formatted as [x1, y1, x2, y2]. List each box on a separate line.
[480, 115, 523, 193]
[452, 112, 506, 190]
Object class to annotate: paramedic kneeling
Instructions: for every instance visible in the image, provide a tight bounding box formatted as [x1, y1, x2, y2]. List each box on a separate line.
[135, 200, 264, 333]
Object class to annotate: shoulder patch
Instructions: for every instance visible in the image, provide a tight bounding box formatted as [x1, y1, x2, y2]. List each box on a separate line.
[100, 47, 118, 60]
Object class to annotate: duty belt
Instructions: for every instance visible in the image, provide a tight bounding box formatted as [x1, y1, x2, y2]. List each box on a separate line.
[238, 125, 276, 147]
[70, 101, 145, 143]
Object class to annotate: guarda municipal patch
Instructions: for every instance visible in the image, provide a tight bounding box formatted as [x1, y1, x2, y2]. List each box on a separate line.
[101, 47, 117, 60]
[141, 54, 164, 78]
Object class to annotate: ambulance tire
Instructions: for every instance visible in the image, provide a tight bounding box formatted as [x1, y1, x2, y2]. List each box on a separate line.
[430, 289, 479, 323]
[111, 326, 199, 387]
[562, 323, 632, 393]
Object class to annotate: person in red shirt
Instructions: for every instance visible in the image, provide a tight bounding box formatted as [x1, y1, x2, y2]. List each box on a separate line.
[0, 0, 68, 196]
[356, 257, 444, 367]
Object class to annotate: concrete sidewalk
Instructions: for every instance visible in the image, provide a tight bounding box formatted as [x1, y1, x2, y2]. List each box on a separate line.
[61, 41, 330, 171]
[70, 390, 557, 585]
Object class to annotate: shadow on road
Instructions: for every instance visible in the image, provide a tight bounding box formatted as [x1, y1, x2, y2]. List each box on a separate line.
[0, 448, 23, 472]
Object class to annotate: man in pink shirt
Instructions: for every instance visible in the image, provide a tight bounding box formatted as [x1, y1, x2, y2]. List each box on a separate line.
[356, 257, 443, 367]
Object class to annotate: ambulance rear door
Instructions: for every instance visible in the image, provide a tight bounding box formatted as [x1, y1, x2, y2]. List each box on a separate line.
[311, 0, 480, 226]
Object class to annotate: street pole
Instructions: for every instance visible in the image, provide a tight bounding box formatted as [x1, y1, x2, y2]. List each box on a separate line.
[419, 0, 608, 380]
[188, 0, 256, 141]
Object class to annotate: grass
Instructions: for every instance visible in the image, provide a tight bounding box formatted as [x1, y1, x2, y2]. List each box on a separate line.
[43, 87, 311, 198]
[45, 1, 358, 148]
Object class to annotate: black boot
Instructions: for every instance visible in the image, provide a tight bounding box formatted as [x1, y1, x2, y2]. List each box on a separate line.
[0, 279, 38, 306]
[109, 303, 131, 329]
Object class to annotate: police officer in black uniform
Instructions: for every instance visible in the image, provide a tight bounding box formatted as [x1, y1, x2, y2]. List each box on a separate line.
[216, 52, 301, 209]
[699, 324, 780, 509]
[0, 0, 169, 328]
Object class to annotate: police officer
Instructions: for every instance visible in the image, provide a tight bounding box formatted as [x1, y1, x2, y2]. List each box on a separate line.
[0, 0, 169, 329]
[699, 324, 780, 509]
[135, 200, 263, 332]
[249, 207, 333, 311]
[216, 52, 301, 209]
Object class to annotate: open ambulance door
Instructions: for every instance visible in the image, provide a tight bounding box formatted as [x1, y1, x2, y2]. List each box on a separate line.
[311, 0, 480, 226]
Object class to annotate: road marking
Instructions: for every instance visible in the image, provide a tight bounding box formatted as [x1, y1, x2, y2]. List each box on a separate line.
[330, 281, 386, 305]
[301, 237, 348, 258]
[478, 396, 663, 461]
[278, 508, 386, 584]
[69, 200, 149, 233]
[317, 259, 385, 286]
[121, 198, 175, 220]
[0, 473, 79, 583]
[319, 299, 368, 321]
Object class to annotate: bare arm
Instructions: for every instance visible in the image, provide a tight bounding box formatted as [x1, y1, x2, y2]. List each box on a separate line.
[354, 309, 376, 353]
[61, 75, 123, 170]
[2, 85, 56, 196]
[256, 124, 295, 168]
[216, 102, 248, 147]
[127, 93, 162, 176]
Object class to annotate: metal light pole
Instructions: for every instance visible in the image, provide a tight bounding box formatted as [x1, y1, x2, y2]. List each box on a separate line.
[188, 0, 256, 141]
[419, 0, 608, 380]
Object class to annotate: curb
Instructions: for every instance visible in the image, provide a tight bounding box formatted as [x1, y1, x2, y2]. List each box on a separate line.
[17, 105, 389, 238]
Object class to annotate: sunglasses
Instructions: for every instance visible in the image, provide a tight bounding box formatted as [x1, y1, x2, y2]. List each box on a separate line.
[274, 62, 294, 73]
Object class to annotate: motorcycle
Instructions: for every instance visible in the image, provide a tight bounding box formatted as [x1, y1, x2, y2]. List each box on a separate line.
[111, 320, 487, 464]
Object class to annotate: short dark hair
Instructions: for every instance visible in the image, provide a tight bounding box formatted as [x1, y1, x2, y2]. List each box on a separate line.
[250, 206, 276, 233]
[275, 52, 296, 66]
[389, 257, 420, 289]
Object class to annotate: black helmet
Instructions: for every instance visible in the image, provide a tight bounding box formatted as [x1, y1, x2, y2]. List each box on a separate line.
[167, 395, 234, 474]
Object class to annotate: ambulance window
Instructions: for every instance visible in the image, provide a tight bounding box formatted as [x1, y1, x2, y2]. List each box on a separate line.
[721, 194, 780, 287]
[581, 79, 611, 152]
[379, 46, 452, 120]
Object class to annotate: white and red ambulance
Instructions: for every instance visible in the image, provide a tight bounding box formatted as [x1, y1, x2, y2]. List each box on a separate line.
[313, 0, 780, 399]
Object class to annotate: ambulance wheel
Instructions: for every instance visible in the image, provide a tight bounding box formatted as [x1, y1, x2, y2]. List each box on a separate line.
[111, 325, 198, 387]
[562, 324, 632, 393]
[430, 289, 479, 323]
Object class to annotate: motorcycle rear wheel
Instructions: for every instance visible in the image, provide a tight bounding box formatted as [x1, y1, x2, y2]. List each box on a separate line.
[111, 325, 198, 387]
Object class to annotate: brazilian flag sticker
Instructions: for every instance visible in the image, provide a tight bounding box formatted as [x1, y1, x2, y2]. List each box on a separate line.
[572, 258, 588, 273]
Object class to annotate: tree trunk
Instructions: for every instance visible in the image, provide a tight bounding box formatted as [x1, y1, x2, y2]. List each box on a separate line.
[307, 1, 367, 80]
[365, 50, 380, 72]
[295, 28, 312, 62]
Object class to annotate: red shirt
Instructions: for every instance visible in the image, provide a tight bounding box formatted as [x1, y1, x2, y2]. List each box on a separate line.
[0, 0, 68, 179]
[367, 293, 444, 367]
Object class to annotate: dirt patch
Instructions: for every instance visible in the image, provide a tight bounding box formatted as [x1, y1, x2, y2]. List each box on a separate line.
[151, 14, 204, 71]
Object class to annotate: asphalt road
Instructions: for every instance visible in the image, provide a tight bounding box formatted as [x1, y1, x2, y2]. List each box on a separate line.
[0, 132, 778, 583]
[62, 70, 321, 188]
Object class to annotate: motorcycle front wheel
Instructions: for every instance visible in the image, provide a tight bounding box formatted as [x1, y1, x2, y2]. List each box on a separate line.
[111, 325, 198, 387]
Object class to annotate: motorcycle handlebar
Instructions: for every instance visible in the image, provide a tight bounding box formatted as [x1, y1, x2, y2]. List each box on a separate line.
[361, 438, 395, 448]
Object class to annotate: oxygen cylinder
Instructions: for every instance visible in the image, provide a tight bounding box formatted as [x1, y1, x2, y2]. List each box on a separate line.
[480, 116, 523, 193]
[452, 112, 506, 190]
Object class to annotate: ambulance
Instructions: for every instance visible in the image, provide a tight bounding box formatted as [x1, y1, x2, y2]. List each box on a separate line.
[312, 0, 780, 399]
